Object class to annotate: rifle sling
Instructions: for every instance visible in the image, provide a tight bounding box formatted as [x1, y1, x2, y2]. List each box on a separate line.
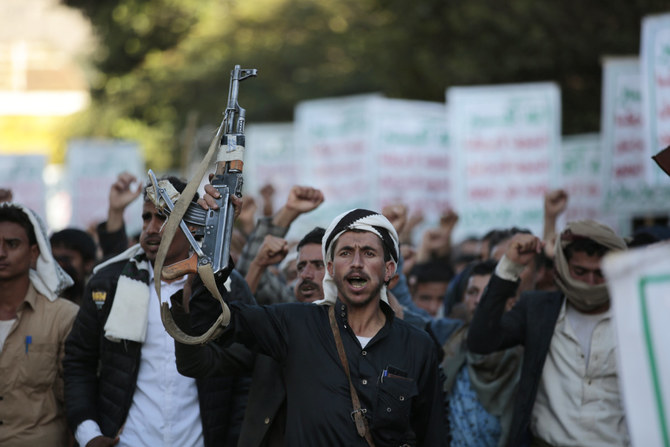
[328, 305, 376, 447]
[154, 122, 232, 345]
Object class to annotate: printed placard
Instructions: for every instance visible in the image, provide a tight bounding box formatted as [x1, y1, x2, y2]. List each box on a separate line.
[0, 154, 46, 217]
[603, 242, 670, 447]
[641, 13, 670, 185]
[448, 83, 561, 239]
[67, 139, 145, 236]
[603, 56, 670, 214]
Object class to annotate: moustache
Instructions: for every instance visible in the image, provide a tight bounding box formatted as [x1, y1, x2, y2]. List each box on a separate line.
[298, 279, 320, 290]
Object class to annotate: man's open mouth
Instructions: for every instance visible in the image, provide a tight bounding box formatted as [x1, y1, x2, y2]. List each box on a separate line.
[346, 275, 368, 289]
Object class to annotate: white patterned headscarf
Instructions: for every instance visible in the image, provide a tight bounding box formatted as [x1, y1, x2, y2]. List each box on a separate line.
[0, 202, 73, 301]
[315, 209, 399, 306]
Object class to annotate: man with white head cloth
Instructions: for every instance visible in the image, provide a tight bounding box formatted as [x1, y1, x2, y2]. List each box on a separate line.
[0, 202, 78, 447]
[198, 208, 446, 447]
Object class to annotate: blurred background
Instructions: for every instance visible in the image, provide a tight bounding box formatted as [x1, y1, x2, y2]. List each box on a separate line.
[1, 0, 669, 238]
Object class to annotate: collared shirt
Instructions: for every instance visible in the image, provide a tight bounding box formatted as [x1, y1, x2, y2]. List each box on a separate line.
[531, 300, 630, 446]
[76, 274, 203, 447]
[448, 366, 501, 447]
[0, 284, 78, 447]
[226, 299, 446, 447]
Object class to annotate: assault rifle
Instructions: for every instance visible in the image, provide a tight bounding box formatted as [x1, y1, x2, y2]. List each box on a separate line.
[149, 65, 258, 344]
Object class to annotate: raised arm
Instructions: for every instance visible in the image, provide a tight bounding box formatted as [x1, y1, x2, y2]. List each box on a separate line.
[468, 233, 543, 353]
[245, 235, 289, 294]
[542, 189, 568, 259]
[97, 172, 142, 257]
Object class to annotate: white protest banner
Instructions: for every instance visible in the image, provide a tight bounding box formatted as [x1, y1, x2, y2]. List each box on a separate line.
[641, 13, 670, 185]
[373, 98, 452, 230]
[447, 83, 561, 240]
[66, 139, 145, 236]
[293, 94, 382, 238]
[245, 122, 296, 215]
[559, 134, 624, 234]
[602, 242, 670, 447]
[0, 154, 46, 217]
[603, 56, 670, 215]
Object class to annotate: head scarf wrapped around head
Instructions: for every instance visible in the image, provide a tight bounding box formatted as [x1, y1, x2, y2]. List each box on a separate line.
[0, 202, 73, 301]
[315, 209, 399, 306]
[554, 220, 626, 312]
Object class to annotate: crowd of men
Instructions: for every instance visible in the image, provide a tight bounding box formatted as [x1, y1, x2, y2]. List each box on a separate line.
[0, 166, 666, 447]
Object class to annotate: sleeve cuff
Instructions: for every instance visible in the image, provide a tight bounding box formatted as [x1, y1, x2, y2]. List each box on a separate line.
[495, 255, 525, 281]
[75, 419, 103, 447]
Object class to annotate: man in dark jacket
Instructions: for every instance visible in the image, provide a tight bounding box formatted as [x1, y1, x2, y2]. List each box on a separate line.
[468, 220, 629, 447]
[63, 176, 253, 447]
[183, 197, 446, 446]
[173, 225, 329, 447]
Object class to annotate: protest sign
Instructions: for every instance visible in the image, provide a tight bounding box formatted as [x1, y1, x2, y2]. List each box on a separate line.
[0, 154, 46, 217]
[292, 94, 452, 241]
[66, 139, 144, 236]
[641, 13, 670, 185]
[603, 56, 670, 216]
[245, 122, 297, 216]
[373, 98, 452, 233]
[602, 242, 670, 447]
[292, 94, 381, 238]
[559, 134, 624, 234]
[448, 83, 561, 240]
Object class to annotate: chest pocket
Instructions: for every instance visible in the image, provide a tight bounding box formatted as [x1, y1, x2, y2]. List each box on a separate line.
[18, 342, 59, 389]
[372, 375, 419, 446]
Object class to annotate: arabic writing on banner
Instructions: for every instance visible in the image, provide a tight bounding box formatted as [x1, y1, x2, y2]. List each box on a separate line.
[604, 57, 670, 214]
[292, 94, 380, 237]
[374, 98, 452, 224]
[67, 139, 144, 236]
[641, 13, 670, 185]
[0, 154, 46, 217]
[290, 94, 453, 240]
[245, 123, 297, 216]
[602, 242, 670, 447]
[448, 83, 561, 240]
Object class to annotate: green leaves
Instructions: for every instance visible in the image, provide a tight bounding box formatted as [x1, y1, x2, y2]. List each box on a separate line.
[62, 0, 670, 170]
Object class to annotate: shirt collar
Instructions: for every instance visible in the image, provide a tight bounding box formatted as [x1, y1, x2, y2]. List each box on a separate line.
[19, 283, 39, 312]
[333, 298, 396, 327]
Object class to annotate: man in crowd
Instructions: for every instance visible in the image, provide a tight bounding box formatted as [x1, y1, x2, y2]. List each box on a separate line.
[50, 228, 98, 304]
[468, 220, 629, 447]
[0, 203, 78, 446]
[235, 185, 325, 304]
[409, 259, 453, 318]
[243, 226, 326, 304]
[442, 259, 521, 447]
[187, 195, 445, 445]
[174, 225, 329, 447]
[64, 176, 253, 447]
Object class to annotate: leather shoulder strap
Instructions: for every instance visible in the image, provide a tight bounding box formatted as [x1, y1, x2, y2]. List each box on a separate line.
[328, 305, 376, 447]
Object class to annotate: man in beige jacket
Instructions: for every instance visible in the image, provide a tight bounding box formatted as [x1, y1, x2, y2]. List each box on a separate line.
[0, 203, 78, 447]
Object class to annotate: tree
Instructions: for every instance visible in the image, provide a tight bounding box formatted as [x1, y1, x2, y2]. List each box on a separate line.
[61, 0, 670, 170]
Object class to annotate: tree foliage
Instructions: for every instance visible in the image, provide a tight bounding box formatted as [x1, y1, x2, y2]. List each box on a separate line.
[62, 0, 670, 170]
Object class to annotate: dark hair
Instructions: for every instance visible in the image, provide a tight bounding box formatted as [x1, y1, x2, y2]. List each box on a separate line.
[50, 228, 97, 262]
[564, 237, 609, 260]
[410, 258, 454, 283]
[0, 205, 36, 245]
[144, 175, 199, 202]
[486, 227, 532, 257]
[297, 227, 325, 251]
[468, 259, 497, 278]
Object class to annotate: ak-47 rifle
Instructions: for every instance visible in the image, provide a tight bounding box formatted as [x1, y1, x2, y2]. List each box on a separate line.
[148, 65, 258, 345]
